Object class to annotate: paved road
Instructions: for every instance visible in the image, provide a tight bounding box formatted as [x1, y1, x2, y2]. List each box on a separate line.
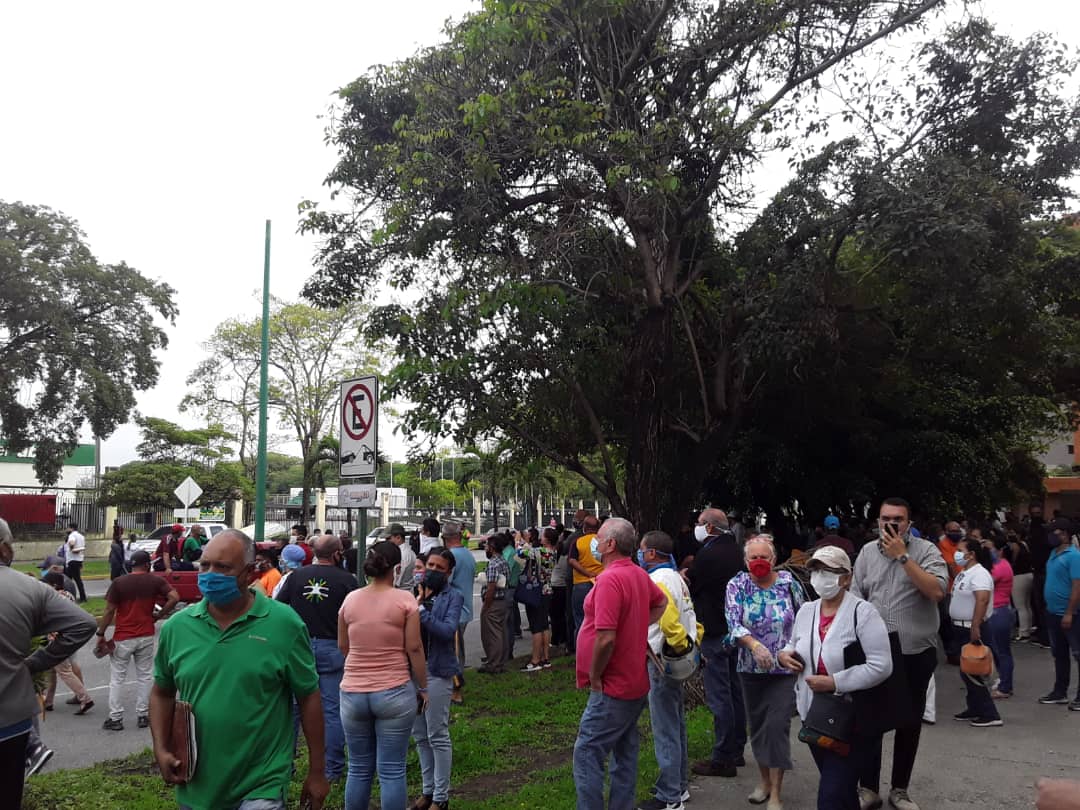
[688, 641, 1080, 810]
[40, 560, 524, 773]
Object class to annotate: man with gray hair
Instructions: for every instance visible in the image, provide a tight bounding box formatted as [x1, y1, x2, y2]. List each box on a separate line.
[0, 518, 97, 807]
[573, 517, 667, 810]
[150, 530, 329, 810]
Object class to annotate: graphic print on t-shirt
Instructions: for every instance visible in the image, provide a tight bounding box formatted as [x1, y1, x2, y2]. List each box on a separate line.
[303, 577, 330, 602]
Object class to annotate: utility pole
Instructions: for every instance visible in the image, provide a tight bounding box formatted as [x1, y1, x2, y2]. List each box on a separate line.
[253, 220, 271, 542]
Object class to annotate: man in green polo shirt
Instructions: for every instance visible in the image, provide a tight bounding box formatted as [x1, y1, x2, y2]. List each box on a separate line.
[149, 530, 328, 810]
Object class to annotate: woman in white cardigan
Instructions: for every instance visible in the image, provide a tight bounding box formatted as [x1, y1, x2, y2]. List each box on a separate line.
[778, 545, 892, 810]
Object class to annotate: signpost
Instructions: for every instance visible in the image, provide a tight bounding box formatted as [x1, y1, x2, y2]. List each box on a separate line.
[339, 376, 378, 478]
[339, 375, 379, 542]
[174, 476, 203, 516]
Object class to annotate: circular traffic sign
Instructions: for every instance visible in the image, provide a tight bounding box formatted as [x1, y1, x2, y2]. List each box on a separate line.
[342, 383, 374, 441]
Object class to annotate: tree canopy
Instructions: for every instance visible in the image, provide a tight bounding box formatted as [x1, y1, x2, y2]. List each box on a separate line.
[302, 0, 1080, 531]
[184, 299, 383, 515]
[0, 201, 177, 485]
[99, 417, 253, 509]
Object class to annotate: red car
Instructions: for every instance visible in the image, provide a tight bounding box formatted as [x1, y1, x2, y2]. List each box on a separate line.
[151, 539, 290, 604]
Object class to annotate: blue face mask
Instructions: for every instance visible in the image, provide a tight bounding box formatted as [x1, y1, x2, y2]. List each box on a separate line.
[198, 571, 244, 605]
[636, 549, 647, 567]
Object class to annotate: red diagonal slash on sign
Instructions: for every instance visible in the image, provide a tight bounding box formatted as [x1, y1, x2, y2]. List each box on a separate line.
[342, 383, 373, 441]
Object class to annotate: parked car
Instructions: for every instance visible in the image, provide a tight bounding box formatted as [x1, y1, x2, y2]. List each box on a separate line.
[133, 522, 228, 555]
[364, 523, 421, 548]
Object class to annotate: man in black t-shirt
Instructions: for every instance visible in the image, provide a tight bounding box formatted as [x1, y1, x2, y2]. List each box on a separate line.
[275, 535, 357, 782]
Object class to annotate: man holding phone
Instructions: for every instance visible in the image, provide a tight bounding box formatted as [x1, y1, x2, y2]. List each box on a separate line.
[851, 497, 947, 810]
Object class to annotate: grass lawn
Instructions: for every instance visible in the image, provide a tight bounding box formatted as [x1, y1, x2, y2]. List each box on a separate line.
[24, 654, 716, 809]
[14, 559, 111, 578]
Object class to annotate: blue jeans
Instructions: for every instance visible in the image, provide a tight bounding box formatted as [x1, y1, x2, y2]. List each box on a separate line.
[647, 660, 688, 804]
[413, 676, 453, 803]
[1046, 611, 1080, 699]
[340, 683, 417, 810]
[312, 638, 347, 780]
[952, 626, 999, 720]
[810, 743, 862, 810]
[700, 636, 746, 764]
[573, 690, 647, 810]
[571, 582, 593, 639]
[984, 608, 1015, 694]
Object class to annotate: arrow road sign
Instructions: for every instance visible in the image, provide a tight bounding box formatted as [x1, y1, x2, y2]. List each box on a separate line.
[174, 476, 203, 509]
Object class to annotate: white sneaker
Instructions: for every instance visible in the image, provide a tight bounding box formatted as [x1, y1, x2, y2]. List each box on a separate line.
[680, 789, 691, 803]
[859, 788, 884, 810]
[888, 789, 921, 810]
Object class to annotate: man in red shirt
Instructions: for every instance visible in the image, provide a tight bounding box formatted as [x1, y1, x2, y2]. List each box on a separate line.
[95, 550, 178, 730]
[574, 517, 666, 810]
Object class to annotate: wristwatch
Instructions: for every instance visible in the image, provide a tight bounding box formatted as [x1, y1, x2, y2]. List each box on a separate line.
[896, 553, 910, 565]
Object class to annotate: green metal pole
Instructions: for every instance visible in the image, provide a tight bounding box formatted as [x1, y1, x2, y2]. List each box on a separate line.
[253, 220, 272, 542]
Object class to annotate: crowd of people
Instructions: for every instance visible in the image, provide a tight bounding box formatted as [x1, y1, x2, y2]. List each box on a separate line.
[1, 497, 1079, 810]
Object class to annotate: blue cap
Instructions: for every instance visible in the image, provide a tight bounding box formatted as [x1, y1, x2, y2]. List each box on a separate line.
[824, 515, 840, 530]
[281, 544, 306, 564]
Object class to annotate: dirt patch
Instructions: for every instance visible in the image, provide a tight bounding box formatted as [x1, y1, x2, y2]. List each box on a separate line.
[453, 744, 573, 800]
[103, 751, 159, 776]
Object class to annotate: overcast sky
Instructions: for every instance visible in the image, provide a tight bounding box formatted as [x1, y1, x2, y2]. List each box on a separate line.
[1, 0, 1076, 470]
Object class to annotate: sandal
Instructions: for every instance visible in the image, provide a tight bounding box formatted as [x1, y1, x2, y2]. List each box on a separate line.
[74, 700, 94, 715]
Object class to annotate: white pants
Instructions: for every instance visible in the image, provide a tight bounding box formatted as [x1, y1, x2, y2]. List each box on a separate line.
[1012, 572, 1033, 637]
[109, 635, 155, 721]
[922, 673, 936, 723]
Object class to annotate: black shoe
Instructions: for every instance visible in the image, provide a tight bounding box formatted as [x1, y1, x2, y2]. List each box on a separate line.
[137, 715, 150, 728]
[25, 743, 53, 777]
[691, 759, 736, 778]
[969, 717, 1003, 727]
[1068, 699, 1080, 712]
[953, 709, 978, 721]
[1039, 693, 1069, 705]
[102, 718, 124, 731]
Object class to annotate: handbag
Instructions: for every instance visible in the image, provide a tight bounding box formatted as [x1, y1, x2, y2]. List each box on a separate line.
[960, 640, 993, 678]
[800, 611, 855, 753]
[514, 553, 542, 607]
[843, 603, 912, 735]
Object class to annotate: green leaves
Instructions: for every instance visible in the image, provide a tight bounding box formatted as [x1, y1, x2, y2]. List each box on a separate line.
[0, 201, 177, 485]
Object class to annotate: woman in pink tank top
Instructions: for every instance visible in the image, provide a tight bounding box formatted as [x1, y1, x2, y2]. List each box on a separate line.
[338, 541, 427, 810]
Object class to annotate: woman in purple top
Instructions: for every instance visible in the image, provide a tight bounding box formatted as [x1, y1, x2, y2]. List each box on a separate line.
[725, 535, 804, 810]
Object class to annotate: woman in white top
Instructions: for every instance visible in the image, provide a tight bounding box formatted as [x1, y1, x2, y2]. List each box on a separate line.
[949, 536, 1001, 727]
[778, 545, 892, 810]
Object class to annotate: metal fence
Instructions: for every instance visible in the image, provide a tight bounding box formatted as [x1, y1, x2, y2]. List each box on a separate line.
[0, 486, 104, 536]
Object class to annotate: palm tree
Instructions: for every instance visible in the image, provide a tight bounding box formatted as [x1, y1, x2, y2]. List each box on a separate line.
[457, 440, 514, 530]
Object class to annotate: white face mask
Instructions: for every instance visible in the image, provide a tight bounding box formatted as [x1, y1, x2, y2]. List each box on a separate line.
[694, 524, 709, 542]
[811, 571, 844, 600]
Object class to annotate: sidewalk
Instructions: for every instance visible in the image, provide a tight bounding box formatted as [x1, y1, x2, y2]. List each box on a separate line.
[685, 642, 1080, 809]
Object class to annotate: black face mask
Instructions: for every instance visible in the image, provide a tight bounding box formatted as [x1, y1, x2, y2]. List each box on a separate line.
[423, 570, 448, 593]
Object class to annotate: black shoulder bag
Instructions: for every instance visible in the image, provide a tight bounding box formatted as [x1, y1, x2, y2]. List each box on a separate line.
[799, 605, 856, 752]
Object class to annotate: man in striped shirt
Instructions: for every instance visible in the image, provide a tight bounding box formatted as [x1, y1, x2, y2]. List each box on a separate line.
[851, 497, 947, 810]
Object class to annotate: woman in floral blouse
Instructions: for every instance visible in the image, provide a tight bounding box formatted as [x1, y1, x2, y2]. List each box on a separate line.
[725, 534, 804, 810]
[521, 528, 558, 672]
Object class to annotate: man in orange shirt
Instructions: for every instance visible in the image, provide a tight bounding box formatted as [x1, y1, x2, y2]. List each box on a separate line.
[254, 548, 283, 596]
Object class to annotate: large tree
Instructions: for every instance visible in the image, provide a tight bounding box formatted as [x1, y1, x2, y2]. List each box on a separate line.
[0, 201, 177, 484]
[302, 1, 1080, 531]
